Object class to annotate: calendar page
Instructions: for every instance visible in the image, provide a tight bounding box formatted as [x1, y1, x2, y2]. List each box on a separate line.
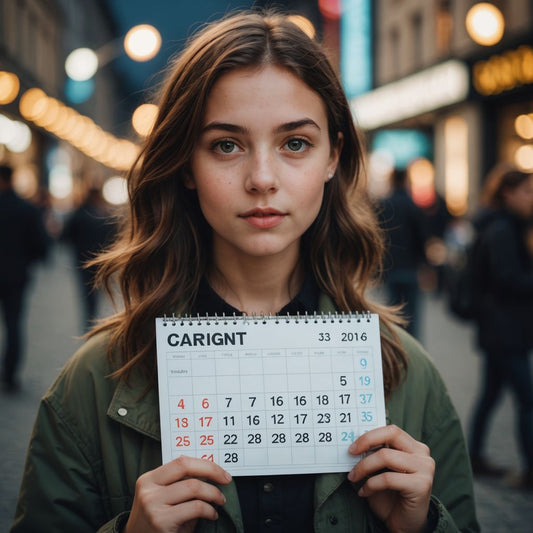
[156, 313, 385, 476]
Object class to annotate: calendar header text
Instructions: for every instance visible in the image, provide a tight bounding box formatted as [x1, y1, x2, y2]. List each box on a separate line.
[167, 331, 248, 347]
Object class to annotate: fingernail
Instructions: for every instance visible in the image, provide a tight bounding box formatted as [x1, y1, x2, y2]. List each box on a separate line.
[224, 470, 232, 481]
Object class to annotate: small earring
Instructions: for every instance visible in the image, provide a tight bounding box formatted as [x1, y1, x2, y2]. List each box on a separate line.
[327, 172, 334, 180]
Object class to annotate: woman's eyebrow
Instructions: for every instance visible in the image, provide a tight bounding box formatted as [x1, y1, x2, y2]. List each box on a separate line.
[201, 122, 247, 134]
[201, 118, 321, 135]
[275, 118, 321, 133]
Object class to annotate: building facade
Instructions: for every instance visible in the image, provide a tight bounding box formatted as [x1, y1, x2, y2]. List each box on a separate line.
[348, 0, 533, 215]
[0, 0, 133, 213]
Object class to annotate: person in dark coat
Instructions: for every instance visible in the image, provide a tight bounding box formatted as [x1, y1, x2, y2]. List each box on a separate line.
[62, 186, 117, 332]
[468, 164, 533, 489]
[377, 168, 428, 338]
[0, 164, 49, 391]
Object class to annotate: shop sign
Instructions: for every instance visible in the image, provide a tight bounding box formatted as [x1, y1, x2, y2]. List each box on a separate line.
[473, 45, 533, 96]
[350, 60, 469, 130]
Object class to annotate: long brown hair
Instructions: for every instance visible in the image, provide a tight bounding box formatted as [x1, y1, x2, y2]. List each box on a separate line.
[91, 10, 408, 396]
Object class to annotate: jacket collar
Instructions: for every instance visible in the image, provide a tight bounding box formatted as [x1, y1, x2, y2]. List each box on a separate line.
[107, 366, 161, 441]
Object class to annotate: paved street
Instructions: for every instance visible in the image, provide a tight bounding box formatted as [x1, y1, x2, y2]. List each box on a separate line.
[1, 245, 531, 532]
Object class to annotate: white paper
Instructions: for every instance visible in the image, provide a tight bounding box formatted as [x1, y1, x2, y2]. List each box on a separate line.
[156, 314, 385, 476]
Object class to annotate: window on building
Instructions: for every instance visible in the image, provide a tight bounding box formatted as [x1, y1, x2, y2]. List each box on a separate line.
[436, 0, 453, 56]
[390, 26, 400, 78]
[412, 12, 423, 69]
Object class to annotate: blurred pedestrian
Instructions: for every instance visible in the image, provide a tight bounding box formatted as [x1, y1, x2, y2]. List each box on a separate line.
[421, 189, 454, 293]
[468, 164, 533, 489]
[12, 11, 478, 533]
[61, 186, 117, 332]
[0, 164, 49, 392]
[377, 168, 428, 338]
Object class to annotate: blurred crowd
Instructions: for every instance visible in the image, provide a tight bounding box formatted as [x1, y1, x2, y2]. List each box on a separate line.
[0, 163, 118, 392]
[374, 161, 533, 491]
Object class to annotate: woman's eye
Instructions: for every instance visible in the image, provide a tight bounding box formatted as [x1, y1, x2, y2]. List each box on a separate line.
[214, 140, 238, 154]
[285, 138, 308, 152]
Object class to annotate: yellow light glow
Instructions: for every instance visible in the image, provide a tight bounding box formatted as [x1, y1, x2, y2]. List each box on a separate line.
[132, 103, 158, 137]
[408, 158, 436, 208]
[33, 97, 61, 129]
[444, 116, 469, 216]
[466, 3, 504, 46]
[19, 86, 139, 171]
[515, 144, 533, 171]
[0, 71, 20, 104]
[124, 24, 162, 61]
[19, 88, 48, 121]
[287, 15, 316, 39]
[515, 114, 533, 140]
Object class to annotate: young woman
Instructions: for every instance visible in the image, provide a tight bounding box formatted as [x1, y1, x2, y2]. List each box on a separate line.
[12, 11, 478, 533]
[469, 164, 533, 488]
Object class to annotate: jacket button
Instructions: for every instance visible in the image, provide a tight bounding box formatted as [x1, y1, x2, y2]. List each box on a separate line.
[118, 408, 128, 416]
[263, 482, 274, 493]
[329, 515, 338, 525]
[264, 517, 274, 527]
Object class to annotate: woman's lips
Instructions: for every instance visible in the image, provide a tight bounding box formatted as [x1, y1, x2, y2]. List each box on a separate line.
[240, 208, 287, 229]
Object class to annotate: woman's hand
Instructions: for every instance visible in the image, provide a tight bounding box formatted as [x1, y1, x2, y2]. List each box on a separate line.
[348, 425, 435, 533]
[124, 455, 232, 533]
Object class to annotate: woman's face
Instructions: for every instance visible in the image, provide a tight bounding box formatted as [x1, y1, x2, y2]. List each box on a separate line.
[188, 65, 340, 266]
[504, 175, 533, 219]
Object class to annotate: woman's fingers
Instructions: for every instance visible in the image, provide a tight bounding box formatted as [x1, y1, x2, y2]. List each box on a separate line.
[126, 457, 232, 533]
[165, 476, 227, 507]
[357, 468, 433, 499]
[148, 455, 232, 486]
[349, 425, 430, 457]
[348, 446, 434, 482]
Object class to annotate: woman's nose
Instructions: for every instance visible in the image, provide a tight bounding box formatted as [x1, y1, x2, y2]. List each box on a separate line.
[244, 150, 279, 193]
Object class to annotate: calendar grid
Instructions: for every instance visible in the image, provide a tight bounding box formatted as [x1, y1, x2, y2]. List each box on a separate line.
[157, 314, 385, 476]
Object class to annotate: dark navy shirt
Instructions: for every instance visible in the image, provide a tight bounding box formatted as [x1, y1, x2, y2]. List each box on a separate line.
[191, 275, 319, 532]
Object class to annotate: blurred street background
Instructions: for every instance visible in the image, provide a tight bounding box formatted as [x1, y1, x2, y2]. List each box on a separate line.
[1, 0, 533, 531]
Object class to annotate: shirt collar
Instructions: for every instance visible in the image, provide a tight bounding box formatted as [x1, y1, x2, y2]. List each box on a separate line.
[192, 272, 319, 317]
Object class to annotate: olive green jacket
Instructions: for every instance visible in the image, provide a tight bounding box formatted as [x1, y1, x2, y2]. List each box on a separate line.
[12, 298, 479, 532]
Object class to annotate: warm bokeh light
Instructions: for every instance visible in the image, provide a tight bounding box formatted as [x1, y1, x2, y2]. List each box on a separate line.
[0, 114, 16, 144]
[0, 114, 32, 153]
[515, 114, 533, 140]
[132, 103, 158, 137]
[444, 116, 469, 216]
[515, 144, 533, 171]
[49, 165, 74, 199]
[19, 87, 140, 171]
[19, 88, 47, 120]
[465, 3, 505, 46]
[319, 0, 341, 20]
[65, 47, 99, 81]
[124, 24, 162, 61]
[0, 71, 20, 104]
[408, 158, 436, 208]
[287, 15, 316, 39]
[102, 175, 128, 205]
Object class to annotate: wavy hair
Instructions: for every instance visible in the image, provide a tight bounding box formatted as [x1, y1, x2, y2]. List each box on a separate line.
[90, 10, 408, 396]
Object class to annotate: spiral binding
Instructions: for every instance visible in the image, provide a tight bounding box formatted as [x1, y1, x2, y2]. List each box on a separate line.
[161, 310, 372, 326]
